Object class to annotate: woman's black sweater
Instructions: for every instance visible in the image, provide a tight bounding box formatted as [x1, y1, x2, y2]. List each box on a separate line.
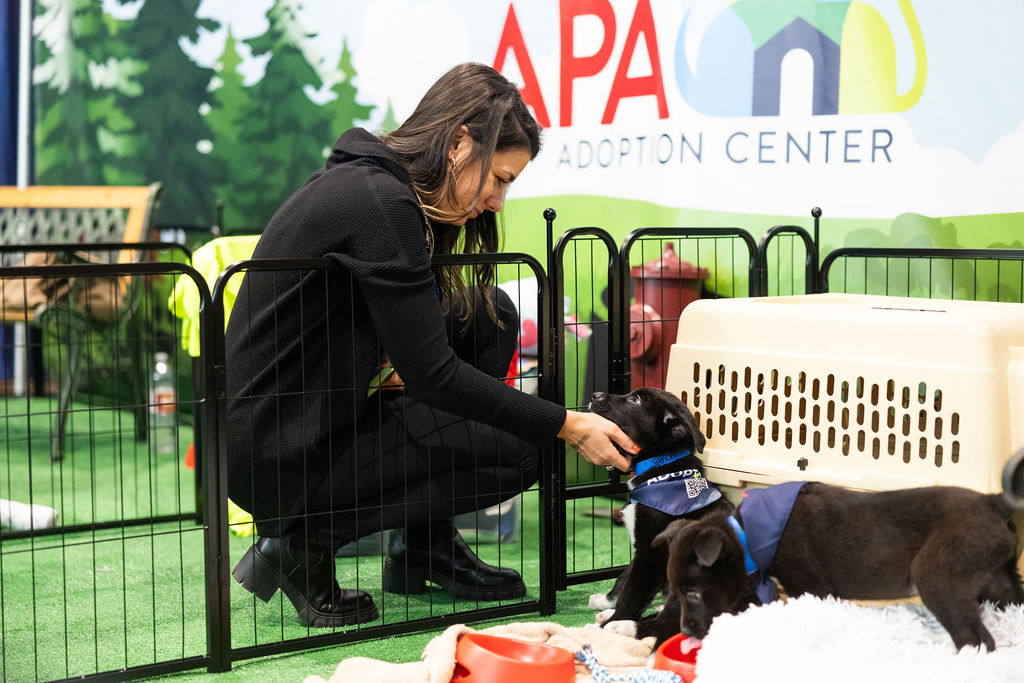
[224, 128, 566, 521]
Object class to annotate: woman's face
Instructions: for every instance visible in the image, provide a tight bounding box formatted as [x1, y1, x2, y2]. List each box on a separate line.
[446, 130, 531, 224]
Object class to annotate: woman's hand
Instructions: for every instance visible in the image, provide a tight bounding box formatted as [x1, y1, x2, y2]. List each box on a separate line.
[557, 410, 638, 472]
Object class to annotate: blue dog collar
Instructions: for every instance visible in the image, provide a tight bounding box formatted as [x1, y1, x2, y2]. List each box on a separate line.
[633, 449, 691, 477]
[726, 515, 758, 575]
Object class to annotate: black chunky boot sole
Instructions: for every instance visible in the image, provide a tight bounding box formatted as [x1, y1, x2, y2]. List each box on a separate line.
[382, 556, 527, 601]
[233, 545, 379, 627]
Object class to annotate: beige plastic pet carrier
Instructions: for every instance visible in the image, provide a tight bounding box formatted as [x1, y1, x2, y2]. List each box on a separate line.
[664, 294, 1024, 494]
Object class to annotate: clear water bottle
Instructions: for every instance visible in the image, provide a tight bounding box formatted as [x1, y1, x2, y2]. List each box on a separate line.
[149, 351, 176, 455]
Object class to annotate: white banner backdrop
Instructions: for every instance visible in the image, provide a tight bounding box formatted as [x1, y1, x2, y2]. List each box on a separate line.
[183, 0, 1023, 223]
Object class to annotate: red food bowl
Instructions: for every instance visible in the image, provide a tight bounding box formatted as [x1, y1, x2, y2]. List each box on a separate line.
[651, 633, 701, 682]
[451, 633, 575, 683]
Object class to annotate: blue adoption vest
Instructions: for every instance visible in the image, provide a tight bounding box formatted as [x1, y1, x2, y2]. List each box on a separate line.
[731, 481, 809, 604]
[627, 467, 722, 516]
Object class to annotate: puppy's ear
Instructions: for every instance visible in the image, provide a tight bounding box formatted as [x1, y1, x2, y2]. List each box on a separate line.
[677, 401, 706, 453]
[663, 408, 692, 437]
[693, 529, 725, 568]
[652, 518, 695, 548]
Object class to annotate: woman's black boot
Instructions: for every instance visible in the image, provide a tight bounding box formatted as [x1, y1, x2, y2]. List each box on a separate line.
[233, 535, 378, 627]
[382, 521, 526, 600]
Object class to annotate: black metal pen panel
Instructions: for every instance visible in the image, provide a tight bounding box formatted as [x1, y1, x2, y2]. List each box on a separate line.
[548, 225, 760, 588]
[0, 258, 213, 682]
[757, 223, 819, 296]
[618, 227, 760, 391]
[8, 225, 1024, 682]
[548, 221, 625, 588]
[207, 252, 555, 670]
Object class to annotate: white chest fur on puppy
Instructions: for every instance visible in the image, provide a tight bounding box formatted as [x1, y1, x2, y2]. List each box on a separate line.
[622, 502, 637, 547]
[589, 503, 637, 612]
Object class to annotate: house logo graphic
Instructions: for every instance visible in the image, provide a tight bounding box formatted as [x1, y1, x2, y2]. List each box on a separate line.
[674, 0, 926, 116]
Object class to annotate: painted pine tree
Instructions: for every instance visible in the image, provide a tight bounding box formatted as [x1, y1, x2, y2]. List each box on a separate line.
[33, 0, 140, 185]
[114, 0, 219, 226]
[233, 0, 333, 230]
[205, 28, 255, 232]
[325, 39, 374, 138]
[379, 101, 401, 136]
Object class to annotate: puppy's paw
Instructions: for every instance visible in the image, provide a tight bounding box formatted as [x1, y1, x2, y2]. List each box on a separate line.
[603, 620, 638, 638]
[595, 608, 616, 625]
[589, 593, 615, 611]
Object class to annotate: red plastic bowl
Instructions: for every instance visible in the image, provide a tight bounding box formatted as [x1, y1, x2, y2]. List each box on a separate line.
[652, 633, 701, 682]
[451, 633, 575, 683]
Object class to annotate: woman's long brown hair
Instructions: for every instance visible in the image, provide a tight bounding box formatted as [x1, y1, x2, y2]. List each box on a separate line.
[382, 63, 542, 327]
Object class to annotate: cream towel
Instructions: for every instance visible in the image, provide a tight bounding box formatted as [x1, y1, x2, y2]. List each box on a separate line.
[305, 621, 656, 683]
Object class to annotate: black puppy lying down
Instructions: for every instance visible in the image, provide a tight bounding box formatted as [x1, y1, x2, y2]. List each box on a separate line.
[655, 481, 1024, 651]
[586, 388, 733, 645]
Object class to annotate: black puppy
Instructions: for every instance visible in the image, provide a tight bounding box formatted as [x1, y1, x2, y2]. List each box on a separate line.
[654, 481, 1024, 651]
[586, 387, 733, 645]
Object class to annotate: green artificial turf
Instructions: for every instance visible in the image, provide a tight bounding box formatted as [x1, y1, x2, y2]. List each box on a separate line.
[1, 398, 633, 682]
[1, 397, 196, 526]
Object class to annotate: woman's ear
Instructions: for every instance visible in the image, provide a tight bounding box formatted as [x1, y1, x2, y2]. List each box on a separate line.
[449, 125, 470, 162]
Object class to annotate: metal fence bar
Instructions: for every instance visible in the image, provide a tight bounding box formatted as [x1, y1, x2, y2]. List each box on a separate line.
[819, 247, 1024, 299]
[0, 241, 193, 262]
[756, 224, 818, 296]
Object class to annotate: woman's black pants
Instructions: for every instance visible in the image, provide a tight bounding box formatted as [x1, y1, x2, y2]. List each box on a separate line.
[293, 287, 541, 548]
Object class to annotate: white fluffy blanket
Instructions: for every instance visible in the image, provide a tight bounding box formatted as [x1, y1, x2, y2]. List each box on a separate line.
[306, 598, 1024, 683]
[695, 595, 1024, 683]
[305, 621, 656, 683]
